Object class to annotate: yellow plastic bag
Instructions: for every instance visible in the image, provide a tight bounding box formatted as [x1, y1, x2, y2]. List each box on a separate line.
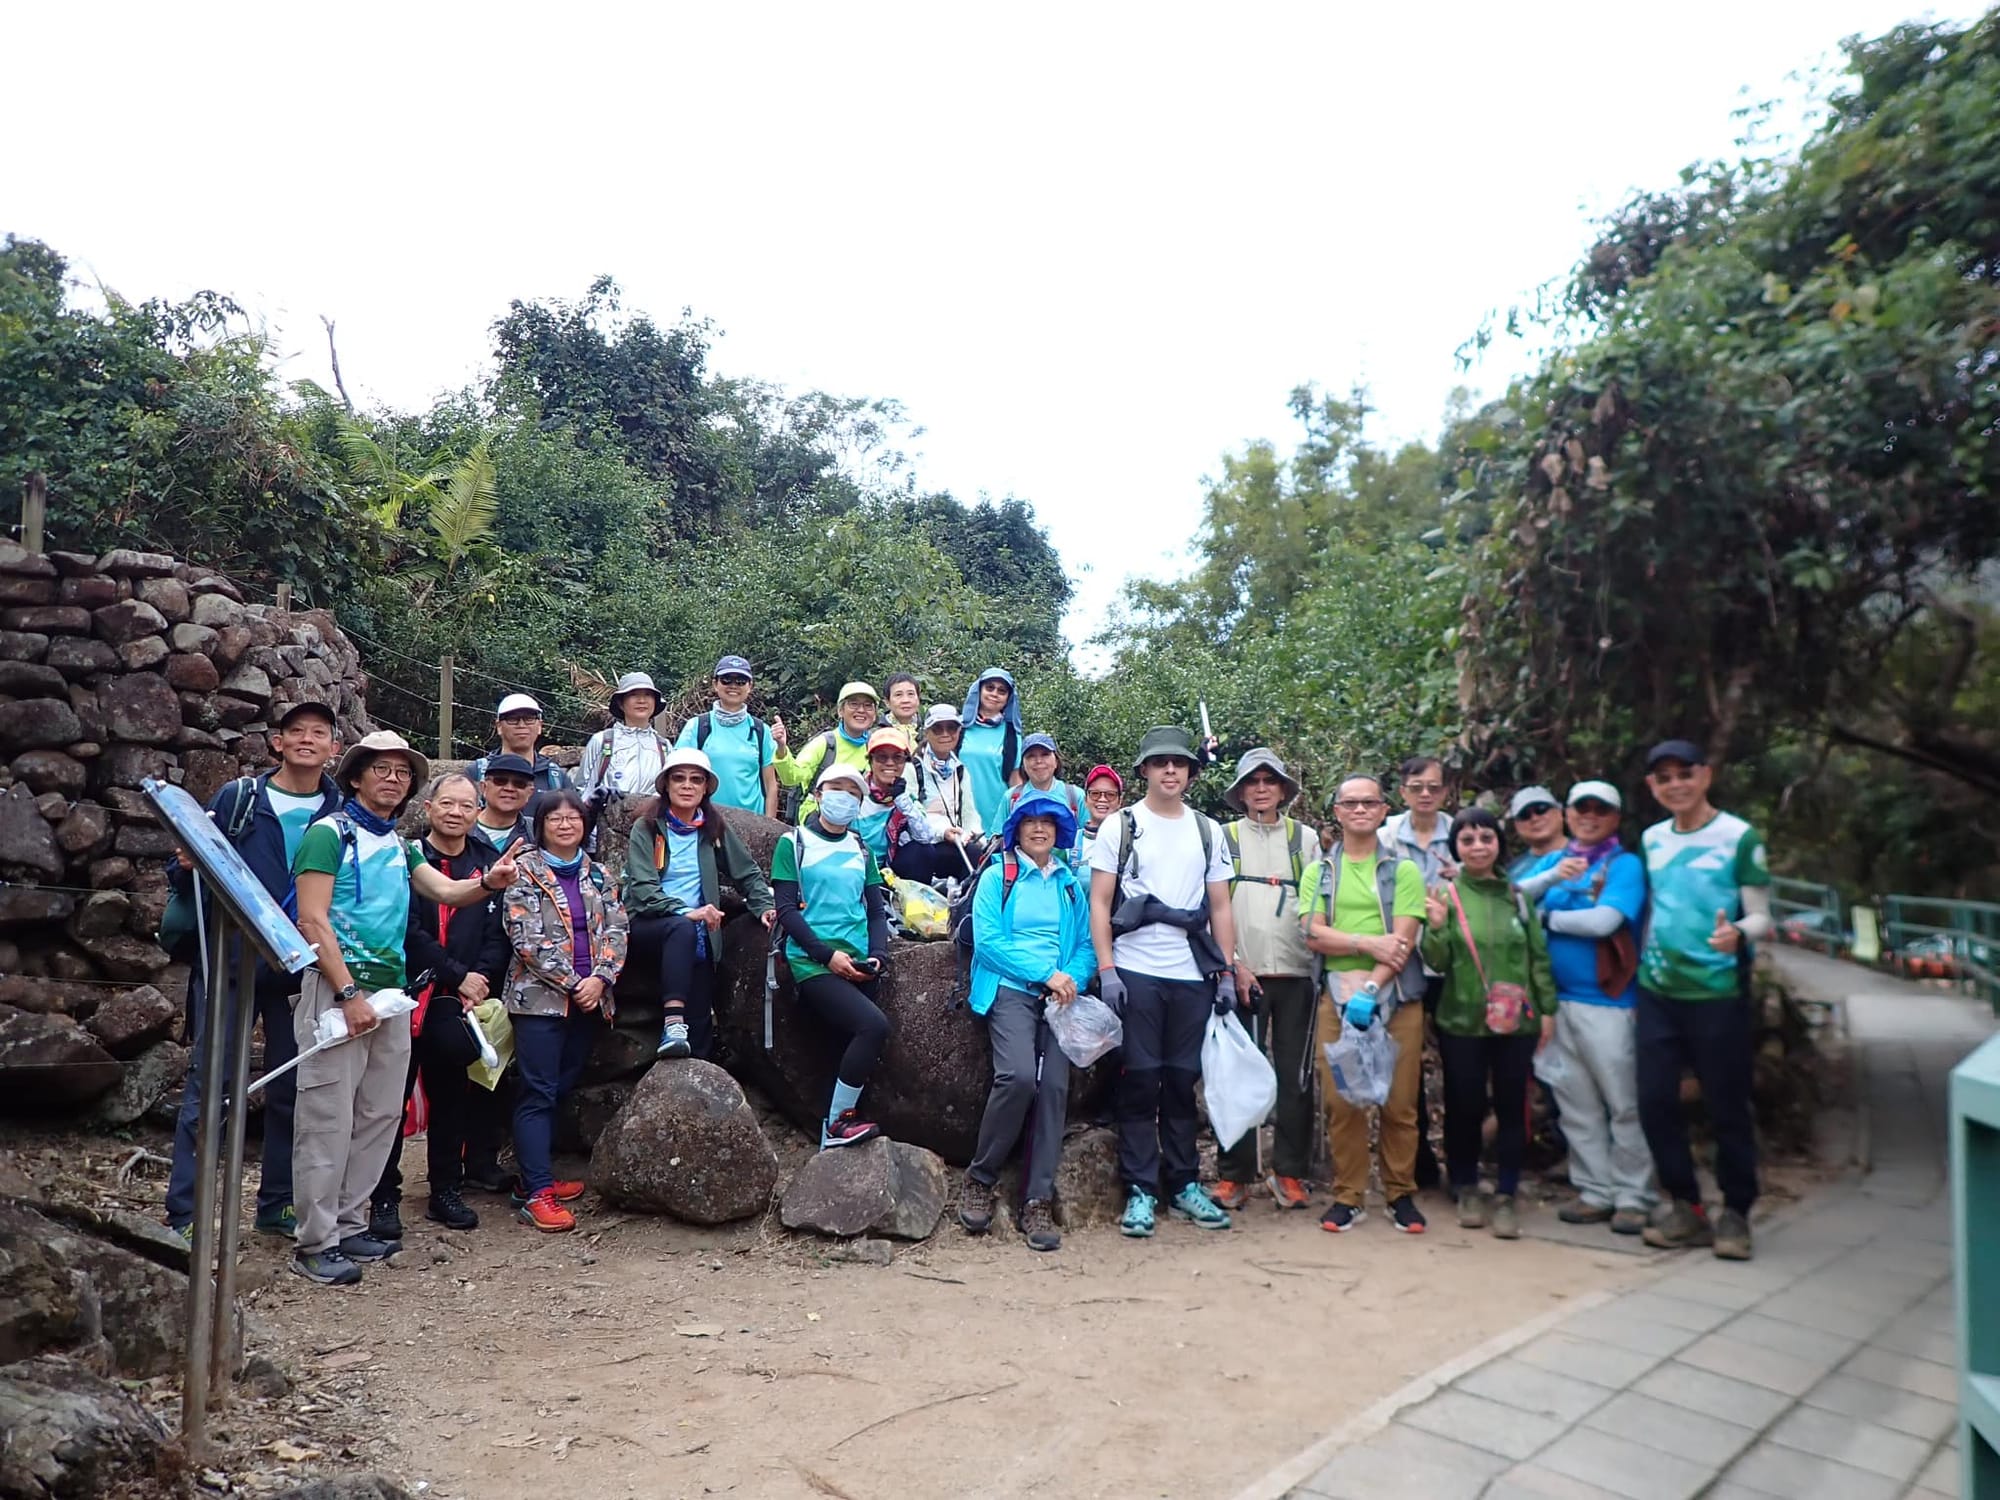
[898, 880, 951, 941]
[467, 998, 514, 1090]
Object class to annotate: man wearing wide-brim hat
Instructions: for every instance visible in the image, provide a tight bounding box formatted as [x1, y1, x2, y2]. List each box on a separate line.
[1212, 748, 1323, 1213]
[1086, 726, 1243, 1238]
[288, 730, 522, 1288]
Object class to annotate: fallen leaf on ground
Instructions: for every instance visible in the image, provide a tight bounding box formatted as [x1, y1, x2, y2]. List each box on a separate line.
[674, 1323, 724, 1338]
[267, 1440, 320, 1462]
[553, 1435, 575, 1459]
[317, 1350, 374, 1372]
[491, 1433, 543, 1449]
[805, 1312, 821, 1322]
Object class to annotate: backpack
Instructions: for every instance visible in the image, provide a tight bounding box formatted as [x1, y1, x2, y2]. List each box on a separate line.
[1223, 816, 1307, 918]
[693, 711, 768, 762]
[1301, 849, 1426, 1008]
[158, 776, 273, 957]
[1110, 805, 1216, 898]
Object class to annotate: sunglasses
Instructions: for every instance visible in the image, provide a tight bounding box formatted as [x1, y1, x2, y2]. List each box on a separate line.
[1571, 800, 1617, 816]
[1086, 786, 1121, 799]
[1244, 774, 1284, 788]
[1403, 781, 1445, 795]
[1336, 798, 1386, 811]
[486, 776, 532, 791]
[1515, 804, 1559, 820]
[498, 712, 542, 723]
[716, 675, 750, 687]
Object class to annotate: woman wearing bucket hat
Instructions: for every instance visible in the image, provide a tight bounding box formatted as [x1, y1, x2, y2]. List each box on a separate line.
[773, 681, 880, 819]
[624, 747, 776, 1059]
[917, 703, 986, 851]
[1213, 748, 1324, 1212]
[578, 671, 671, 807]
[958, 667, 1025, 831]
[675, 656, 780, 817]
[1418, 808, 1555, 1240]
[771, 763, 894, 1149]
[959, 789, 1096, 1252]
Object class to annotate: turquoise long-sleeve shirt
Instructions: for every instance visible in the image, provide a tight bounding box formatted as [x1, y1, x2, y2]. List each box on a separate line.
[967, 852, 1094, 1016]
[959, 719, 1015, 830]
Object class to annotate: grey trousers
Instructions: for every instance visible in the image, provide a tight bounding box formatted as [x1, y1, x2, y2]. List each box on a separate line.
[968, 984, 1071, 1204]
[292, 969, 413, 1255]
[1550, 998, 1656, 1212]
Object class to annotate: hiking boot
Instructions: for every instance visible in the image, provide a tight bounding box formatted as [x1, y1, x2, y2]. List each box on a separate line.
[518, 1188, 576, 1233]
[1267, 1175, 1311, 1211]
[1610, 1206, 1649, 1236]
[1170, 1183, 1231, 1230]
[656, 1020, 692, 1059]
[1212, 1179, 1251, 1212]
[1320, 1202, 1363, 1234]
[1490, 1195, 1521, 1240]
[254, 1204, 298, 1238]
[1120, 1189, 1157, 1238]
[170, 1222, 193, 1247]
[291, 1247, 362, 1286]
[1558, 1198, 1614, 1225]
[1388, 1195, 1428, 1234]
[1711, 1208, 1754, 1261]
[368, 1199, 404, 1242]
[958, 1175, 996, 1235]
[336, 1233, 399, 1262]
[463, 1161, 511, 1194]
[1642, 1200, 1714, 1249]
[821, 1111, 882, 1150]
[1021, 1199, 1061, 1252]
[427, 1190, 479, 1231]
[1457, 1191, 1488, 1229]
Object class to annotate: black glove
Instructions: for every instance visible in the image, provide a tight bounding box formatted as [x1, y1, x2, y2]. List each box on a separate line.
[1213, 970, 1237, 1017]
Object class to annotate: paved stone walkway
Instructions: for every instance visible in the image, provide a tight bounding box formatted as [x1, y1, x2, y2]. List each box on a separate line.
[1253, 950, 1993, 1500]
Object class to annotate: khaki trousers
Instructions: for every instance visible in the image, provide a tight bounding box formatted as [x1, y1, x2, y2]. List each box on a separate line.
[292, 969, 412, 1255]
[1316, 971, 1426, 1208]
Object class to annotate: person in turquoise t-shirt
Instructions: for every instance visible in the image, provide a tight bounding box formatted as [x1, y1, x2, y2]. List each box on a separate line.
[674, 654, 778, 816]
[1633, 738, 1773, 1264]
[957, 667, 1023, 830]
[772, 764, 893, 1151]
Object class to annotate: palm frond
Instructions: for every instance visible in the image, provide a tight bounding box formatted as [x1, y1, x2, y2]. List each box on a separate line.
[429, 442, 499, 561]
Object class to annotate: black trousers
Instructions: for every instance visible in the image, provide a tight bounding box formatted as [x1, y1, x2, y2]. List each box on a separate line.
[1437, 1031, 1539, 1197]
[628, 912, 719, 1059]
[1636, 984, 1758, 1214]
[375, 1002, 496, 1202]
[1216, 975, 1316, 1183]
[1114, 969, 1210, 1198]
[796, 971, 889, 1087]
[890, 841, 963, 886]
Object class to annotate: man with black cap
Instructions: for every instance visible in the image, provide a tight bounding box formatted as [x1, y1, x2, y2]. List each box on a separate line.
[471, 753, 538, 858]
[163, 699, 345, 1244]
[676, 655, 779, 816]
[470, 693, 572, 793]
[1635, 738, 1773, 1261]
[1088, 726, 1242, 1238]
[1213, 749, 1323, 1212]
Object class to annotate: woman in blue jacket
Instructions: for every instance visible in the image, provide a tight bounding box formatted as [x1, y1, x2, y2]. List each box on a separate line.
[958, 667, 1024, 831]
[956, 790, 1095, 1252]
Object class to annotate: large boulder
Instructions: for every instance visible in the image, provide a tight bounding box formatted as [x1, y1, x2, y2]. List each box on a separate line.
[0, 785, 64, 879]
[0, 1009, 122, 1110]
[0, 887, 73, 929]
[0, 661, 65, 696]
[95, 548, 177, 578]
[65, 930, 170, 983]
[89, 598, 168, 646]
[97, 672, 181, 745]
[0, 698, 81, 753]
[779, 1137, 948, 1240]
[0, 1355, 174, 1500]
[591, 1060, 779, 1224]
[84, 985, 176, 1059]
[88, 1041, 188, 1126]
[9, 750, 86, 797]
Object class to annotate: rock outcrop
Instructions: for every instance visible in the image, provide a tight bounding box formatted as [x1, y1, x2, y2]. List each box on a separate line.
[779, 1137, 948, 1240]
[591, 1060, 778, 1224]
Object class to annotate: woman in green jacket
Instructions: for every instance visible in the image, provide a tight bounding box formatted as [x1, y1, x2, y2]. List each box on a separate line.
[1420, 807, 1556, 1240]
[623, 748, 775, 1061]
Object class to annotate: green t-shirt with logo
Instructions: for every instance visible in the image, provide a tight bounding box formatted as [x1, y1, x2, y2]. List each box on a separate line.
[771, 823, 885, 982]
[294, 817, 426, 992]
[1639, 811, 1771, 1000]
[1298, 852, 1427, 973]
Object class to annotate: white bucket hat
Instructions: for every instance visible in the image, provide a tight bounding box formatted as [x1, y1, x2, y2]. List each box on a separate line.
[656, 746, 718, 795]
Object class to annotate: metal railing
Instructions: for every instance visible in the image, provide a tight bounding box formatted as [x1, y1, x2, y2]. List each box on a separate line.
[1771, 876, 1845, 954]
[1884, 896, 2000, 1013]
[1949, 1035, 2000, 1496]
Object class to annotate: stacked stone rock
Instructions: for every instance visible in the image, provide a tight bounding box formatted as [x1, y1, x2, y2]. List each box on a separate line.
[0, 541, 374, 1118]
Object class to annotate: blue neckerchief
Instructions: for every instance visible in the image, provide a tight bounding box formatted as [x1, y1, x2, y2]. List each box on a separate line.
[339, 797, 399, 898]
[665, 810, 704, 837]
[545, 849, 584, 874]
[837, 724, 868, 748]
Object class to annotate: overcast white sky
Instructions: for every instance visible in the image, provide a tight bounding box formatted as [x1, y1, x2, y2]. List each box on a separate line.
[6, 2, 1960, 650]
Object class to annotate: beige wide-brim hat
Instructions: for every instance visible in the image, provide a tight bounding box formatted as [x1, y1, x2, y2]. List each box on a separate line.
[1224, 748, 1300, 811]
[334, 729, 430, 794]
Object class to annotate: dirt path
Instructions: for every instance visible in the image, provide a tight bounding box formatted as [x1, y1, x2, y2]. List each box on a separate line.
[243, 1177, 1652, 1500]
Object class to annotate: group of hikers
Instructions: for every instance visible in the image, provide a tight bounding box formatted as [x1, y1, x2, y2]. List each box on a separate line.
[162, 655, 1774, 1286]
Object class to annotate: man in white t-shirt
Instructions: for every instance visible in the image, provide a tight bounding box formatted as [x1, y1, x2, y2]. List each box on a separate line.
[1088, 726, 1241, 1239]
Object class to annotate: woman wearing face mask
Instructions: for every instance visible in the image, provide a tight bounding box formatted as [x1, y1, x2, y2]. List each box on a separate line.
[675, 655, 779, 817]
[578, 671, 671, 809]
[624, 748, 776, 1060]
[958, 668, 1024, 832]
[1420, 807, 1556, 1241]
[771, 765, 894, 1149]
[502, 790, 629, 1233]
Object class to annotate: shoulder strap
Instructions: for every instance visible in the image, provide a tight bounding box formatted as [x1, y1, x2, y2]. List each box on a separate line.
[1000, 723, 1019, 780]
[1285, 817, 1304, 886]
[1223, 819, 1243, 878]
[1115, 808, 1139, 882]
[1000, 852, 1021, 906]
[222, 777, 261, 842]
[1446, 882, 1492, 990]
[1196, 809, 1214, 869]
[812, 734, 837, 785]
[695, 712, 713, 748]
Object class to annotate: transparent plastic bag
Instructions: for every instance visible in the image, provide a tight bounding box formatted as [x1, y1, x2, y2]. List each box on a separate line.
[1202, 1011, 1278, 1150]
[1323, 1018, 1399, 1107]
[1532, 1043, 1567, 1090]
[897, 880, 952, 940]
[1044, 993, 1123, 1069]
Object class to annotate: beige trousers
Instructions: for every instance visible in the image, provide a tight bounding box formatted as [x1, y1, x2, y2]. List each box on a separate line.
[292, 969, 413, 1255]
[1317, 970, 1426, 1208]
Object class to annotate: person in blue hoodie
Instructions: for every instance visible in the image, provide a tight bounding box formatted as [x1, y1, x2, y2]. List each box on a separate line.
[1534, 779, 1655, 1235]
[958, 667, 1024, 831]
[163, 700, 345, 1243]
[956, 790, 1095, 1252]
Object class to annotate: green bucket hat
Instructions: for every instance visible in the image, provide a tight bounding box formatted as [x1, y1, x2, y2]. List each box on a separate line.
[1133, 725, 1199, 772]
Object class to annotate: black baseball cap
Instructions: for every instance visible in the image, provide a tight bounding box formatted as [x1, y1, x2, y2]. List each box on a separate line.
[484, 752, 536, 779]
[1645, 739, 1707, 770]
[276, 699, 337, 728]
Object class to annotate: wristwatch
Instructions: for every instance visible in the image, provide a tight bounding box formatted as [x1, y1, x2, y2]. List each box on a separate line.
[336, 983, 360, 1003]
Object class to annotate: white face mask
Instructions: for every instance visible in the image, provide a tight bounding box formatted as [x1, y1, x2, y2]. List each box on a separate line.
[819, 790, 863, 826]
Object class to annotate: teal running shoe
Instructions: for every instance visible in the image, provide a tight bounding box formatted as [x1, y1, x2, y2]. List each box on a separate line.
[254, 1204, 298, 1239]
[1120, 1189, 1157, 1238]
[1170, 1183, 1232, 1230]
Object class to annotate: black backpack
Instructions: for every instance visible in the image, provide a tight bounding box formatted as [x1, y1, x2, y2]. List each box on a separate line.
[693, 711, 768, 761]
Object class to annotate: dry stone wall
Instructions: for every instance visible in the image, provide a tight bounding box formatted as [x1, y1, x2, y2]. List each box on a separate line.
[0, 540, 375, 1114]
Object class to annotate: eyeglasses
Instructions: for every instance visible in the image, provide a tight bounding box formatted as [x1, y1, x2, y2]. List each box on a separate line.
[1335, 798, 1386, 811]
[1515, 804, 1558, 820]
[1571, 800, 1617, 817]
[366, 763, 412, 783]
[486, 776, 532, 792]
[1086, 788, 1122, 800]
[1403, 781, 1445, 795]
[498, 713, 542, 723]
[1244, 774, 1284, 788]
[716, 675, 750, 687]
[1651, 767, 1700, 783]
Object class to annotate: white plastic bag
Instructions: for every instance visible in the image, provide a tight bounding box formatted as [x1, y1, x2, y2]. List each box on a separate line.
[1532, 1044, 1567, 1089]
[1324, 1018, 1399, 1107]
[1202, 1011, 1277, 1151]
[1044, 994, 1123, 1068]
[312, 987, 418, 1045]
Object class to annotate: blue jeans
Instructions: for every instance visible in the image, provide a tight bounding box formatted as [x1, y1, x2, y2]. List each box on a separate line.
[166, 967, 299, 1227]
[511, 1011, 600, 1195]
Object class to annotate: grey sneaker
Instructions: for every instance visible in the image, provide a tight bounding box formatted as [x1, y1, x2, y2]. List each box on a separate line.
[1712, 1208, 1754, 1261]
[958, 1175, 996, 1235]
[1490, 1195, 1521, 1240]
[1558, 1198, 1614, 1224]
[1610, 1206, 1649, 1236]
[291, 1247, 362, 1286]
[1020, 1199, 1061, 1252]
[1642, 1200, 1714, 1249]
[1456, 1191, 1488, 1229]
[337, 1232, 400, 1262]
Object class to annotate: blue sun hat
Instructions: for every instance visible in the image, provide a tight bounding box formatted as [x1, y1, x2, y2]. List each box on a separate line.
[1002, 787, 1079, 851]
